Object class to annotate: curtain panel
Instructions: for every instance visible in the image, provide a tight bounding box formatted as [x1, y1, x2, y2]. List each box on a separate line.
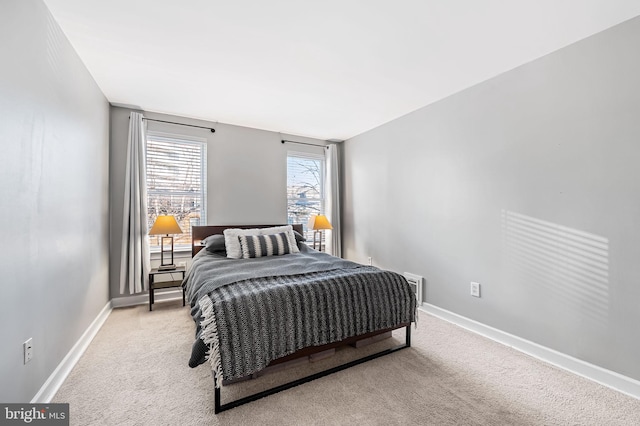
[325, 144, 342, 257]
[119, 112, 150, 294]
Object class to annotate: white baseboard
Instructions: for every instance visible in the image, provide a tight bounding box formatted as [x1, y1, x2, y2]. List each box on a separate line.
[420, 303, 640, 400]
[31, 301, 113, 403]
[111, 289, 183, 308]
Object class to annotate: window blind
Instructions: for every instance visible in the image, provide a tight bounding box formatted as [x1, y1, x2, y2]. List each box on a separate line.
[146, 133, 207, 250]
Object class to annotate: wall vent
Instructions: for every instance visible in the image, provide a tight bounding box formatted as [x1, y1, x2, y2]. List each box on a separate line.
[403, 272, 423, 306]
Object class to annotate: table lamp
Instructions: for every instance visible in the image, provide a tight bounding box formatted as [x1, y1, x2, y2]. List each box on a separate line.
[149, 215, 183, 270]
[307, 214, 332, 252]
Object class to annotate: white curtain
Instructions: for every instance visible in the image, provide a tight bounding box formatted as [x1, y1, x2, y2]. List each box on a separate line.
[325, 144, 342, 257]
[119, 112, 150, 294]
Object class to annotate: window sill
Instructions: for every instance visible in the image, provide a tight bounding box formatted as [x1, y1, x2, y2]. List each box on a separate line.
[150, 247, 192, 261]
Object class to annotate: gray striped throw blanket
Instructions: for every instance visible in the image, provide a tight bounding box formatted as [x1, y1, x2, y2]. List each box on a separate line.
[197, 265, 416, 387]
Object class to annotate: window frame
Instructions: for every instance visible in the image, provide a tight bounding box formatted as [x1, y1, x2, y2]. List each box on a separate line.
[146, 131, 207, 253]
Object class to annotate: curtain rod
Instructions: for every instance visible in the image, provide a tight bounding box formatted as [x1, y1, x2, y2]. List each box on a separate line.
[138, 117, 216, 133]
[281, 139, 328, 149]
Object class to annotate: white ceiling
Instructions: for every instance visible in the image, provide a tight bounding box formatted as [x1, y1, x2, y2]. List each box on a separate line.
[43, 0, 640, 141]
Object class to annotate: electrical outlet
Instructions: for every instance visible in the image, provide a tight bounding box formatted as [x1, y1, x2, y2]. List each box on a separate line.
[24, 338, 33, 364]
[177, 261, 186, 268]
[367, 257, 372, 266]
[470, 282, 481, 298]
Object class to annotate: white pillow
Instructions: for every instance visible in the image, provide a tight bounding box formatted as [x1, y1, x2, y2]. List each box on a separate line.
[224, 225, 299, 259]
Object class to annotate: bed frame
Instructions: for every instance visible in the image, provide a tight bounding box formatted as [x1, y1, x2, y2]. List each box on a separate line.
[191, 225, 411, 413]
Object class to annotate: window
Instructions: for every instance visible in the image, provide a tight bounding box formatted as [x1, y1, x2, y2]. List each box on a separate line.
[146, 132, 207, 251]
[287, 152, 325, 242]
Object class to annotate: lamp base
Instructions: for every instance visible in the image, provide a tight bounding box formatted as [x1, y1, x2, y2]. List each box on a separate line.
[159, 235, 176, 271]
[158, 264, 176, 271]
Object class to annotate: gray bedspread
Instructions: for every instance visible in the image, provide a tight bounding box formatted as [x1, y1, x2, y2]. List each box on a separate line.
[185, 244, 363, 307]
[184, 244, 416, 385]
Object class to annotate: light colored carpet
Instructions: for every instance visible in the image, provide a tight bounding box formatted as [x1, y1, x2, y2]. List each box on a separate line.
[53, 301, 640, 425]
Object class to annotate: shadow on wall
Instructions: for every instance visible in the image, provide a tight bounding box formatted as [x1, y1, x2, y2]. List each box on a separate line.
[501, 210, 609, 326]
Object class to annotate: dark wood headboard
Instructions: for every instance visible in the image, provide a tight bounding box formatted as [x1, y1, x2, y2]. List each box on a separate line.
[192, 224, 304, 257]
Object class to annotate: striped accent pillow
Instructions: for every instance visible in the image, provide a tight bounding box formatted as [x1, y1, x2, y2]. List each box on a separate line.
[238, 232, 293, 258]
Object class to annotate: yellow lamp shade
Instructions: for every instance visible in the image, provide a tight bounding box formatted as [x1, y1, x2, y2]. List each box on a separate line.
[149, 215, 183, 235]
[310, 214, 332, 230]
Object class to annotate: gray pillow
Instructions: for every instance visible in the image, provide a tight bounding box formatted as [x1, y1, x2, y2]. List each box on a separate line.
[202, 234, 226, 253]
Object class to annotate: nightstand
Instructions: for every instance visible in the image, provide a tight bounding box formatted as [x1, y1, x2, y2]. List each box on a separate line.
[149, 266, 186, 311]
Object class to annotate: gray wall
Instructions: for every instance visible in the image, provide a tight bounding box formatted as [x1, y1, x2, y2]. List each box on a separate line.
[343, 16, 640, 381]
[0, 0, 110, 402]
[109, 106, 326, 298]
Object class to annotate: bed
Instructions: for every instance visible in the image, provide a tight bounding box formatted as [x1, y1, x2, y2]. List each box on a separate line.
[184, 224, 416, 413]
